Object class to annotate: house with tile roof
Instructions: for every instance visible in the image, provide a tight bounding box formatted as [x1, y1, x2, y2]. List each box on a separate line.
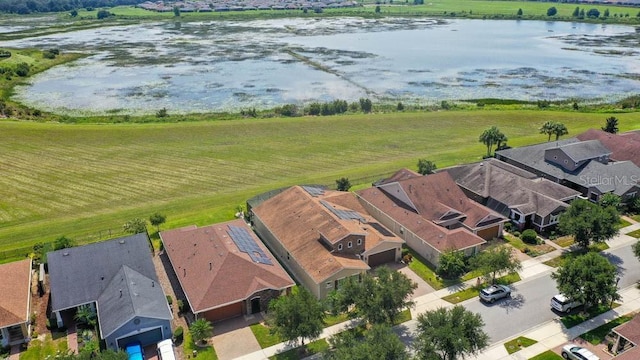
[356, 170, 506, 266]
[610, 314, 640, 359]
[444, 159, 581, 232]
[577, 129, 640, 167]
[160, 219, 295, 322]
[496, 138, 640, 202]
[0, 259, 31, 347]
[251, 186, 404, 299]
[48, 234, 173, 350]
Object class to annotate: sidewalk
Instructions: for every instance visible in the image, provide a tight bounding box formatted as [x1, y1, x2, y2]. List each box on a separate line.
[234, 226, 640, 360]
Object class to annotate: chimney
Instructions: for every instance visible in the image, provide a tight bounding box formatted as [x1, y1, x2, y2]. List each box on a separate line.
[152, 281, 155, 287]
[209, 262, 212, 271]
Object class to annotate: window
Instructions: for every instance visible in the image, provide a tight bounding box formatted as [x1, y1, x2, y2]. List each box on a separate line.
[348, 241, 352, 248]
[357, 238, 362, 245]
[338, 244, 343, 250]
[549, 214, 560, 224]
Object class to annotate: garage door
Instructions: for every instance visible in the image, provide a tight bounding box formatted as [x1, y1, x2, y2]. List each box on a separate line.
[476, 226, 499, 240]
[202, 302, 243, 322]
[117, 327, 163, 349]
[368, 249, 396, 267]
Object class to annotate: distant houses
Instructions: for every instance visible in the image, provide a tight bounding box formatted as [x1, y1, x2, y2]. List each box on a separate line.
[137, 0, 359, 12]
[0, 259, 32, 348]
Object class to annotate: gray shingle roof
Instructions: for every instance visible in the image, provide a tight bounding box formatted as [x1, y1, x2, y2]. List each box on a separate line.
[556, 140, 611, 163]
[97, 265, 172, 338]
[48, 233, 159, 312]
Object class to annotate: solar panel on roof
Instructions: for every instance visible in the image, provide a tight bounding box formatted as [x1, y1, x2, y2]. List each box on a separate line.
[320, 200, 365, 221]
[227, 225, 273, 265]
[302, 186, 325, 197]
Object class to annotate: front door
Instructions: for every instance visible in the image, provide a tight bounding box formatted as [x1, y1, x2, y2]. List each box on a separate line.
[250, 298, 261, 314]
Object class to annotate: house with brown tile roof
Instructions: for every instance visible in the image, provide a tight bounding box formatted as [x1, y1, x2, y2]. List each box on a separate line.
[357, 170, 506, 266]
[577, 129, 640, 167]
[0, 259, 32, 347]
[160, 219, 295, 322]
[444, 159, 580, 233]
[251, 186, 404, 299]
[610, 314, 640, 359]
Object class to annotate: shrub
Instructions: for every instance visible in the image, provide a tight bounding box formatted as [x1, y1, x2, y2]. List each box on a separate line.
[521, 229, 538, 244]
[512, 231, 521, 238]
[504, 222, 514, 233]
[177, 299, 185, 313]
[166, 295, 173, 306]
[173, 326, 184, 342]
[156, 107, 168, 118]
[15, 62, 30, 77]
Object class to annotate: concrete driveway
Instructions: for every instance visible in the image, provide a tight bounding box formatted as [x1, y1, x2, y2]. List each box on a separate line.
[385, 262, 436, 298]
[211, 315, 263, 360]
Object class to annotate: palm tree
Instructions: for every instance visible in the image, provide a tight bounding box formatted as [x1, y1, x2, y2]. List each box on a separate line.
[539, 121, 556, 142]
[74, 305, 97, 328]
[190, 319, 213, 345]
[553, 123, 569, 140]
[479, 126, 505, 158]
[602, 116, 619, 134]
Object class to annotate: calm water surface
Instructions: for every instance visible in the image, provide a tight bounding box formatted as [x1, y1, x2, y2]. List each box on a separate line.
[4, 17, 639, 114]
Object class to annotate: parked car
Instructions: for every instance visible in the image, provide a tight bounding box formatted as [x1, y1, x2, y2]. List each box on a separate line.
[479, 284, 511, 303]
[561, 344, 600, 360]
[157, 339, 177, 360]
[551, 294, 582, 313]
[125, 342, 144, 360]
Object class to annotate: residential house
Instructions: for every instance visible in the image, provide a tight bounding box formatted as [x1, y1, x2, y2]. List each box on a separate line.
[357, 170, 506, 266]
[610, 314, 640, 359]
[48, 234, 172, 350]
[160, 219, 295, 322]
[577, 129, 640, 167]
[251, 186, 405, 299]
[444, 159, 581, 232]
[0, 259, 31, 348]
[496, 138, 640, 202]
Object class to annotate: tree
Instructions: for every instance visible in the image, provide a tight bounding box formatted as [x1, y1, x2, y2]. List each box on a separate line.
[173, 6, 180, 16]
[375, 5, 380, 13]
[552, 122, 568, 140]
[539, 121, 556, 142]
[324, 324, 409, 360]
[558, 199, 619, 249]
[579, 9, 585, 18]
[599, 193, 622, 211]
[587, 8, 600, 18]
[478, 126, 506, 158]
[335, 266, 416, 325]
[604, 8, 610, 17]
[516, 8, 522, 17]
[470, 245, 522, 284]
[547, 7, 557, 16]
[123, 218, 147, 234]
[633, 240, 640, 262]
[572, 6, 580, 17]
[190, 319, 213, 345]
[96, 9, 111, 19]
[70, 9, 78, 17]
[413, 306, 489, 360]
[149, 213, 166, 232]
[54, 235, 75, 250]
[551, 252, 619, 311]
[267, 287, 324, 346]
[359, 98, 372, 113]
[602, 116, 619, 133]
[436, 249, 467, 279]
[417, 159, 437, 175]
[335, 177, 351, 191]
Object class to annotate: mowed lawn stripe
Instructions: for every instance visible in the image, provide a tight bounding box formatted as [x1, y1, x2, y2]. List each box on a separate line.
[0, 110, 639, 254]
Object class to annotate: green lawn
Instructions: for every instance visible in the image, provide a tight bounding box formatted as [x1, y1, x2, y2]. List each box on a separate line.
[627, 229, 640, 239]
[529, 350, 563, 360]
[543, 242, 609, 268]
[268, 339, 329, 360]
[503, 234, 554, 257]
[183, 330, 218, 360]
[561, 303, 620, 329]
[632, 214, 640, 222]
[324, 313, 350, 327]
[404, 246, 459, 290]
[617, 219, 632, 229]
[250, 323, 283, 349]
[394, 309, 412, 325]
[442, 273, 521, 304]
[19, 334, 68, 360]
[553, 236, 575, 248]
[1, 110, 640, 259]
[504, 336, 537, 355]
[581, 314, 633, 345]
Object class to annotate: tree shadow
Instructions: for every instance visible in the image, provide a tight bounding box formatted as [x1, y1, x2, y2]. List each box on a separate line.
[392, 323, 416, 347]
[601, 252, 626, 277]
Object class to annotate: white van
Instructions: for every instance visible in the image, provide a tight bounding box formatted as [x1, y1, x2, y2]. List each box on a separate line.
[157, 339, 177, 360]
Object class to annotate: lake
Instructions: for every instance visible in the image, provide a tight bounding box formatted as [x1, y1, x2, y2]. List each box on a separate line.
[4, 17, 639, 115]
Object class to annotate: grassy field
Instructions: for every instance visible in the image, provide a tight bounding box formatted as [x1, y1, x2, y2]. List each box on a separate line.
[529, 350, 563, 360]
[1, 110, 639, 260]
[504, 336, 537, 355]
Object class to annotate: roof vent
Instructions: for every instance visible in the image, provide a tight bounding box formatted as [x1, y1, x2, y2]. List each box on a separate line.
[62, 252, 70, 256]
[119, 239, 125, 244]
